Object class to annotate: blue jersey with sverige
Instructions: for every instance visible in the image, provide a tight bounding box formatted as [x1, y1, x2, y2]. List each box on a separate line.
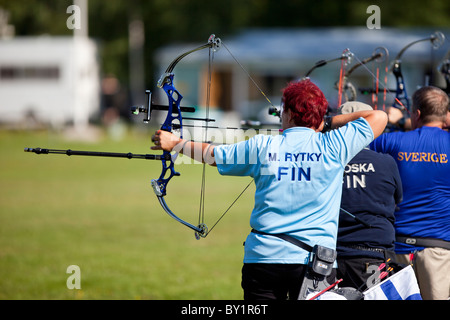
[370, 126, 450, 253]
[214, 118, 374, 264]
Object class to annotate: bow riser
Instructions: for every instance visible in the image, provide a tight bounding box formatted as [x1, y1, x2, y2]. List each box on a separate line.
[392, 61, 410, 110]
[391, 31, 445, 112]
[150, 76, 184, 198]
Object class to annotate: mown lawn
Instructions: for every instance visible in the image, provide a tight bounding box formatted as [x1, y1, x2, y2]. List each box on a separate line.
[0, 127, 255, 299]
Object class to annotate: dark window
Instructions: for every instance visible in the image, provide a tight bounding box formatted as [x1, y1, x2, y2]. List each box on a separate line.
[0, 66, 60, 80]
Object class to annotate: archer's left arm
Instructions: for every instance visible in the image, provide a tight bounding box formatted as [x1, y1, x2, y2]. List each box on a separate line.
[151, 130, 216, 166]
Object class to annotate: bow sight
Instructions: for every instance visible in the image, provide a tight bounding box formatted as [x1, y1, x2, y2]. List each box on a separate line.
[131, 90, 213, 124]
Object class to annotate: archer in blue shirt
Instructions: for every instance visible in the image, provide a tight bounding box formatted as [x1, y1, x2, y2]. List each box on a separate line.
[370, 86, 450, 300]
[152, 79, 388, 300]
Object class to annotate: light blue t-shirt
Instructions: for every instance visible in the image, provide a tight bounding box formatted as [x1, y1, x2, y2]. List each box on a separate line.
[214, 118, 374, 264]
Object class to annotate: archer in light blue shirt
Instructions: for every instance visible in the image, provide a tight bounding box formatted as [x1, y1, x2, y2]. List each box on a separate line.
[214, 118, 374, 264]
[152, 79, 388, 300]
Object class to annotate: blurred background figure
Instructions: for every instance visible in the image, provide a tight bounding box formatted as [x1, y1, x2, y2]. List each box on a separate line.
[370, 86, 450, 300]
[336, 102, 403, 290]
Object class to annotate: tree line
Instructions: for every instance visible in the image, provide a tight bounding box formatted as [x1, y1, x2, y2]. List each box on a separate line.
[1, 0, 449, 90]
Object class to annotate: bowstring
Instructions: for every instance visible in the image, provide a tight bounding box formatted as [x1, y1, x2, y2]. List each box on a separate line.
[206, 179, 254, 235]
[198, 44, 215, 229]
[338, 57, 345, 107]
[201, 40, 273, 237]
[371, 63, 379, 110]
[221, 42, 276, 109]
[371, 52, 389, 111]
[382, 58, 388, 111]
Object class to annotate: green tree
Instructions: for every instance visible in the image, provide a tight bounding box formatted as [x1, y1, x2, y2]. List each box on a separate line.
[1, 0, 449, 92]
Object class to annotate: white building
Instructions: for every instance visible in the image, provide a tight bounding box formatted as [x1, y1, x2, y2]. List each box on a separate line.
[0, 36, 100, 128]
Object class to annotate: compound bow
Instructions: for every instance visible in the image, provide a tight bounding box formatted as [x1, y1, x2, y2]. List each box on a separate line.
[339, 47, 389, 108]
[391, 31, 445, 112]
[26, 34, 223, 240]
[138, 34, 221, 239]
[266, 48, 354, 118]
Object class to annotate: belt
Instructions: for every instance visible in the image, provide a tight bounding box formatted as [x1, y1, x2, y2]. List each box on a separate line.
[344, 245, 385, 253]
[250, 229, 313, 252]
[396, 236, 450, 250]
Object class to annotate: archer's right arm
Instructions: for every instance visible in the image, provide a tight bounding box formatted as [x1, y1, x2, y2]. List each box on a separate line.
[330, 110, 388, 139]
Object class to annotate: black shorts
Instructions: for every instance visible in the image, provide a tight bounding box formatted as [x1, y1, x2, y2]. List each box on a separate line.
[241, 263, 336, 300]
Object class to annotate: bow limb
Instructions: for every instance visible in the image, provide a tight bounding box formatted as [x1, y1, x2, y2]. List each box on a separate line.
[157, 34, 221, 88]
[344, 47, 388, 82]
[150, 150, 209, 238]
[304, 50, 353, 78]
[152, 185, 208, 239]
[342, 47, 389, 106]
[302, 49, 352, 108]
[394, 31, 445, 61]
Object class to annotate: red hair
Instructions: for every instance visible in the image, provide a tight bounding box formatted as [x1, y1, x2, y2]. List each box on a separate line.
[282, 79, 328, 129]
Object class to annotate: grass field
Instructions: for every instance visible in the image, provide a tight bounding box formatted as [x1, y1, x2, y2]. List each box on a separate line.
[0, 127, 256, 300]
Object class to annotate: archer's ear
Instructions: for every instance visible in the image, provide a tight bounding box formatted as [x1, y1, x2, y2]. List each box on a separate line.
[415, 109, 421, 120]
[412, 109, 421, 127]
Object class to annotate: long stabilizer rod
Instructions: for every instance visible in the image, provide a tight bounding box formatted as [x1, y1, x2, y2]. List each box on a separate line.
[24, 147, 170, 160]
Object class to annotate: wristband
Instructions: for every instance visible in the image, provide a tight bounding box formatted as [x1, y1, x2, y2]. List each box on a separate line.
[322, 116, 333, 133]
